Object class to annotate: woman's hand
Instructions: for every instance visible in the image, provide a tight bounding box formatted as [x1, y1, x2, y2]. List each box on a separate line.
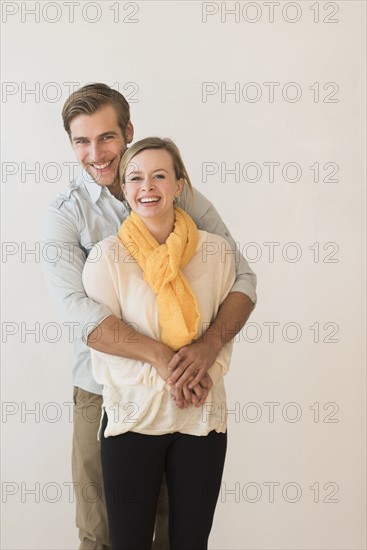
[170, 372, 213, 409]
[191, 372, 213, 406]
[170, 380, 194, 409]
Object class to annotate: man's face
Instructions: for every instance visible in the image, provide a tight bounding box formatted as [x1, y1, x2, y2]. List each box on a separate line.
[70, 104, 133, 197]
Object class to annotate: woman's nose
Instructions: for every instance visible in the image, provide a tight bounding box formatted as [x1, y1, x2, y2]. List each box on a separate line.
[141, 178, 155, 191]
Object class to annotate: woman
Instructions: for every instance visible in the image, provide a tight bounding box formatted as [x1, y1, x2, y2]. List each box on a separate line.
[82, 137, 236, 550]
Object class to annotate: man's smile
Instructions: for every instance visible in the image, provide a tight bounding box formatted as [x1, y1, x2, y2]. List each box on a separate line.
[89, 160, 114, 172]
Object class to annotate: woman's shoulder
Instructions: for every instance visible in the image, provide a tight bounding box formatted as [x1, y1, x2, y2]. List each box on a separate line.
[196, 230, 232, 249]
[86, 235, 133, 266]
[194, 230, 236, 274]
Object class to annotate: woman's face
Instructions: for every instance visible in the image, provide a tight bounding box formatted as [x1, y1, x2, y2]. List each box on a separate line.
[122, 148, 183, 221]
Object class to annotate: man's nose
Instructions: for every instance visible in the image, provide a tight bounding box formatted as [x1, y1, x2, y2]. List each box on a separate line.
[89, 141, 104, 161]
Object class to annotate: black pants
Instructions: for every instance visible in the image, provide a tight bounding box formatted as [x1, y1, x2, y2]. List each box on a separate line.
[101, 413, 227, 550]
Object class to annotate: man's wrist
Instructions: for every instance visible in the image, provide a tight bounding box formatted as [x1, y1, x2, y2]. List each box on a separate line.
[197, 329, 223, 356]
[150, 340, 174, 368]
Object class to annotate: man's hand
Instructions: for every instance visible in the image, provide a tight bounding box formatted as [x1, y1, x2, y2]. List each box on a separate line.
[167, 341, 218, 389]
[152, 343, 176, 382]
[145, 337, 215, 407]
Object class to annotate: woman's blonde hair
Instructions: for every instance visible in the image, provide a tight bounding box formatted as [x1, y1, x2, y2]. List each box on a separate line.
[119, 137, 194, 202]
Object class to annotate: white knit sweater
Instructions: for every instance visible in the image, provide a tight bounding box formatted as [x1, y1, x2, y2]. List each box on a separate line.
[82, 230, 236, 438]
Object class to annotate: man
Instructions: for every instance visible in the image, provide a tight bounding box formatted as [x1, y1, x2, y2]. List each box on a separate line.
[41, 83, 257, 550]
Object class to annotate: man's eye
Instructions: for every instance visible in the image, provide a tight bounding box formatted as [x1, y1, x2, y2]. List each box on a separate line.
[102, 135, 113, 141]
[76, 139, 87, 145]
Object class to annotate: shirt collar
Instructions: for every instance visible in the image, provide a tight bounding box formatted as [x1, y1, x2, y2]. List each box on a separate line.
[81, 169, 103, 204]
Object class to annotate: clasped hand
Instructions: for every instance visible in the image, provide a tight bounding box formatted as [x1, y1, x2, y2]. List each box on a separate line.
[155, 341, 218, 409]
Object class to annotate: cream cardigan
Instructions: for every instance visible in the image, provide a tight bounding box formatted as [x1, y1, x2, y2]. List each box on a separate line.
[82, 230, 236, 438]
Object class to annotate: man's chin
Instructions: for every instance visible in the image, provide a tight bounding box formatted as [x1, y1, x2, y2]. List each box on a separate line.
[95, 178, 115, 187]
[85, 168, 115, 187]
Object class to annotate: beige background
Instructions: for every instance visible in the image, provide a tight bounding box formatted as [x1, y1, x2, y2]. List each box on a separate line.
[1, 1, 366, 549]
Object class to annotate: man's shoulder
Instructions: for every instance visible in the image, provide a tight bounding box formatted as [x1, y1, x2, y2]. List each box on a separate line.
[48, 172, 87, 211]
[41, 173, 92, 236]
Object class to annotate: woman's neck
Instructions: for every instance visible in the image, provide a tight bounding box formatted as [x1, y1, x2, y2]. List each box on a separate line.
[140, 210, 175, 244]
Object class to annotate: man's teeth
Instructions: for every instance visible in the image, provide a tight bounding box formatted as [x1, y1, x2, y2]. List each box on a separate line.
[140, 197, 160, 203]
[92, 161, 111, 170]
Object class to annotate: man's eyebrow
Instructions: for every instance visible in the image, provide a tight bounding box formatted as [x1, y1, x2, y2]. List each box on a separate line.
[99, 131, 119, 138]
[72, 131, 119, 142]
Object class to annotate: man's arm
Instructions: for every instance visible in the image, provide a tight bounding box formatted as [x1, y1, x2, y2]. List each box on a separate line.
[168, 292, 254, 388]
[182, 186, 257, 301]
[167, 187, 257, 387]
[41, 204, 166, 365]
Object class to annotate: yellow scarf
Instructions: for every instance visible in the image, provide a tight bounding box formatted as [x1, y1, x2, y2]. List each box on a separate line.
[118, 207, 201, 350]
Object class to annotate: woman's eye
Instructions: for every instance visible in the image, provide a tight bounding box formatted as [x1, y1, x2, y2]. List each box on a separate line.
[154, 174, 165, 179]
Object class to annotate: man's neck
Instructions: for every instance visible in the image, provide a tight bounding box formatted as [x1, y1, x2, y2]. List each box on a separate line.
[108, 181, 124, 200]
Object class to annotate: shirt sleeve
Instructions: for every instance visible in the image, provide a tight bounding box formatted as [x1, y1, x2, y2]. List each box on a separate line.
[207, 235, 236, 384]
[181, 186, 257, 304]
[40, 205, 113, 341]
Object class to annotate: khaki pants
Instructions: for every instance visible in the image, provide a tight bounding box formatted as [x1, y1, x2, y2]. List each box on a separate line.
[72, 387, 169, 550]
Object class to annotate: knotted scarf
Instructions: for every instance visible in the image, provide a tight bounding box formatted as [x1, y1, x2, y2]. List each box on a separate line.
[118, 207, 201, 350]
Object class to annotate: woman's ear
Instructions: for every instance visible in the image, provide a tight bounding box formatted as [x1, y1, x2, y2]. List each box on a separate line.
[176, 178, 184, 196]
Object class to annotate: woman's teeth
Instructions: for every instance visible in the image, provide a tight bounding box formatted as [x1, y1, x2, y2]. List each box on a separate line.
[139, 197, 160, 203]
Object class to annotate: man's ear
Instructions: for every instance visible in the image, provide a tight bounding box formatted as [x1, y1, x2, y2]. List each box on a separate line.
[125, 121, 134, 144]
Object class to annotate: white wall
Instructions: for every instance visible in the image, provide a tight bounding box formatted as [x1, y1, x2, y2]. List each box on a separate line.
[1, 1, 366, 549]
